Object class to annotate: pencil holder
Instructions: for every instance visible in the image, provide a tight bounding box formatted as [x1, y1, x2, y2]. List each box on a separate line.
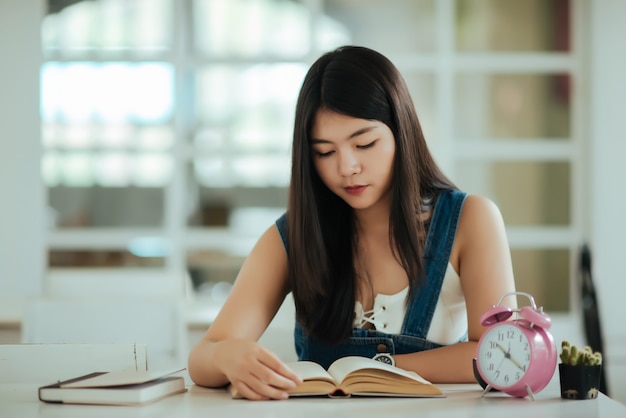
[559, 364, 602, 400]
[558, 340, 603, 400]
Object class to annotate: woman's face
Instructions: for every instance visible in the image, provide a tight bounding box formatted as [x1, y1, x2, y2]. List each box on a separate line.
[310, 108, 396, 212]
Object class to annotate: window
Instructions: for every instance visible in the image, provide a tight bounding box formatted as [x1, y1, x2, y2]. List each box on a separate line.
[42, 0, 582, 311]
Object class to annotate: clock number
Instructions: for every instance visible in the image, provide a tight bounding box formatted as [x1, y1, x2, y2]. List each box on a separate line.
[507, 330, 515, 339]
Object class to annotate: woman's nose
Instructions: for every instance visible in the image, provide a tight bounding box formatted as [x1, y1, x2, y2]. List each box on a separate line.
[339, 150, 361, 177]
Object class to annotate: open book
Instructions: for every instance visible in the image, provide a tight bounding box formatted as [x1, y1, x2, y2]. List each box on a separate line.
[230, 356, 443, 398]
[38, 368, 187, 406]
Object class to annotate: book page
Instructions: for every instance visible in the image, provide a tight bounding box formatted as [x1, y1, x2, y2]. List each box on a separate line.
[286, 361, 336, 383]
[61, 368, 185, 388]
[327, 356, 431, 385]
[229, 362, 337, 398]
[283, 361, 338, 396]
[340, 370, 443, 396]
[325, 357, 443, 396]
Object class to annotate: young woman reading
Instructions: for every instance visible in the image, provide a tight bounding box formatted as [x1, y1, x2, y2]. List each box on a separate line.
[188, 46, 517, 400]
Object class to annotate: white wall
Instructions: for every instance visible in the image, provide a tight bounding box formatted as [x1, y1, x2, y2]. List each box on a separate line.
[589, 0, 626, 403]
[589, 0, 626, 348]
[0, 0, 46, 315]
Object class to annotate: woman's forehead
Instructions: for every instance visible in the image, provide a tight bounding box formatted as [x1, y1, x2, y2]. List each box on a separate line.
[310, 109, 382, 143]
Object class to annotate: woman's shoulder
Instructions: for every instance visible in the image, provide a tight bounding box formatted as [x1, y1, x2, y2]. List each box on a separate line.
[430, 190, 500, 224]
[449, 194, 507, 265]
[274, 212, 288, 227]
[460, 194, 503, 223]
[244, 221, 290, 277]
[456, 194, 506, 237]
[274, 211, 288, 248]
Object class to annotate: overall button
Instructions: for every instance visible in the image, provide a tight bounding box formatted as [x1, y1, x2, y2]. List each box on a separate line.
[376, 343, 387, 353]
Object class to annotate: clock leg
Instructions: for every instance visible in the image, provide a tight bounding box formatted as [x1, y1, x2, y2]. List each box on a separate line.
[525, 385, 535, 401]
[481, 385, 493, 397]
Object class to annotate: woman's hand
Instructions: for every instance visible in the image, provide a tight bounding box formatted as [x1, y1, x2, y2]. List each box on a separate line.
[216, 339, 302, 400]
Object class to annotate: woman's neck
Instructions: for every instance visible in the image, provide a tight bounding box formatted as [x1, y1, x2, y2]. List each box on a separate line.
[354, 210, 389, 237]
[353, 190, 392, 236]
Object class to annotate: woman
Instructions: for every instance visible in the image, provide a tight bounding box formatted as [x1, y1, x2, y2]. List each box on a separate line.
[188, 46, 516, 400]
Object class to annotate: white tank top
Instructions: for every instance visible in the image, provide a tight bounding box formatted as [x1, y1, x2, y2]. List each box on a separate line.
[353, 262, 467, 344]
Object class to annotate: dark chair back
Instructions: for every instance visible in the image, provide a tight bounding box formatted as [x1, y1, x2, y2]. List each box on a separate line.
[579, 243, 609, 395]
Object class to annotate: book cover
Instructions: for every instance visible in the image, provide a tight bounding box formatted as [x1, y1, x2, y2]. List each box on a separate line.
[230, 356, 444, 398]
[38, 368, 187, 406]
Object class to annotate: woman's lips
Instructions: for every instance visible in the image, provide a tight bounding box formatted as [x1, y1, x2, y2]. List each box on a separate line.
[344, 185, 367, 195]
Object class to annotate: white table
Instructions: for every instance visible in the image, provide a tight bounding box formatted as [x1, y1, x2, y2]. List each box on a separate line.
[2, 379, 625, 418]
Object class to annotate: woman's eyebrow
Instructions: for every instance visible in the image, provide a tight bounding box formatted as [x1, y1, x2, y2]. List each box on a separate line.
[311, 125, 378, 144]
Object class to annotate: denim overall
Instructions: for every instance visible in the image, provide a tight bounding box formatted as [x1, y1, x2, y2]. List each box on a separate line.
[276, 189, 467, 369]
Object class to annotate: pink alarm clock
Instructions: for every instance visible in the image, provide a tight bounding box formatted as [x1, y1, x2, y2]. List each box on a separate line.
[474, 291, 557, 399]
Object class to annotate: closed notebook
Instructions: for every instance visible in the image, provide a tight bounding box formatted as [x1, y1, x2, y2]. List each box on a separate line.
[38, 368, 187, 406]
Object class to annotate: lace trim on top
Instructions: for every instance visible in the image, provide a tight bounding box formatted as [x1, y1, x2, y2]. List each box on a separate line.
[353, 286, 409, 334]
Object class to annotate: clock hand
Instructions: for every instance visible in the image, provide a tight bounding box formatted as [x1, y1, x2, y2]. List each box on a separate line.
[507, 354, 525, 371]
[496, 343, 525, 372]
[502, 342, 525, 372]
[488, 343, 506, 375]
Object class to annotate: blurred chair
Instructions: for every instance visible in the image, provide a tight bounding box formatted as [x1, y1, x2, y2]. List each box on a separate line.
[579, 243, 609, 396]
[21, 269, 190, 371]
[0, 343, 147, 384]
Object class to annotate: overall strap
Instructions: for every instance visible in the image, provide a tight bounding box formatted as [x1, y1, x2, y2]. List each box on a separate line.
[275, 212, 288, 252]
[400, 189, 467, 338]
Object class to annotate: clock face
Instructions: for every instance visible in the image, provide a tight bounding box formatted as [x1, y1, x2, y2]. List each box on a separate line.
[477, 323, 531, 388]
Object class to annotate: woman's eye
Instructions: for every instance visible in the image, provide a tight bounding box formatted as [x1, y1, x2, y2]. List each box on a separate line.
[357, 140, 377, 150]
[315, 150, 334, 158]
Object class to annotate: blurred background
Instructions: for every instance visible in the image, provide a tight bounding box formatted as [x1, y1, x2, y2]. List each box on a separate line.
[40, 0, 574, 308]
[1, 0, 626, 402]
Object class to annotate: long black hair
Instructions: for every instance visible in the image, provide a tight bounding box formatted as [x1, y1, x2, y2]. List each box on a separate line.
[287, 46, 456, 343]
